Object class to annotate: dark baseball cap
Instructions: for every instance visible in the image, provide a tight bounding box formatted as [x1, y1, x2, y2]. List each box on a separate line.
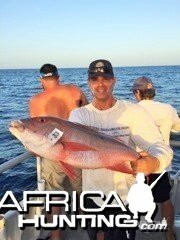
[132, 76, 155, 90]
[40, 63, 59, 78]
[88, 59, 114, 78]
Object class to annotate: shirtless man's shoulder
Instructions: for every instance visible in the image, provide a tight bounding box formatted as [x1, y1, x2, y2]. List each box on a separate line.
[60, 83, 82, 92]
[29, 83, 88, 118]
[30, 84, 78, 99]
[56, 84, 88, 106]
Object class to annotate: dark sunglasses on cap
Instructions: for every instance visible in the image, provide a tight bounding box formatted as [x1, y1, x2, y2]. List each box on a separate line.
[88, 66, 111, 74]
[40, 71, 59, 78]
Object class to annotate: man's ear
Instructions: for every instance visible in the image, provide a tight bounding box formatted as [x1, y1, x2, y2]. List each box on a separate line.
[135, 90, 142, 102]
[39, 78, 45, 89]
[39, 78, 43, 85]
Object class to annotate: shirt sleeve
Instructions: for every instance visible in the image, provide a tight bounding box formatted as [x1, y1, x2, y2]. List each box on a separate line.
[130, 106, 173, 173]
[68, 108, 84, 124]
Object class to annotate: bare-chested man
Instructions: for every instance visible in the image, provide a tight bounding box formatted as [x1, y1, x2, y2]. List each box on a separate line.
[29, 63, 88, 118]
[29, 63, 88, 240]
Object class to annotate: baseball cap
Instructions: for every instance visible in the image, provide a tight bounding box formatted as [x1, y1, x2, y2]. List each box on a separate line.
[40, 63, 59, 78]
[132, 76, 154, 90]
[88, 59, 114, 78]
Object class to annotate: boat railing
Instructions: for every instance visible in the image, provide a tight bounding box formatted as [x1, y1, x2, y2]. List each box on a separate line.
[0, 153, 46, 240]
[0, 152, 42, 181]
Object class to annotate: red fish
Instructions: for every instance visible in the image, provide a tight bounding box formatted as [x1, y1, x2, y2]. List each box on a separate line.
[9, 117, 141, 179]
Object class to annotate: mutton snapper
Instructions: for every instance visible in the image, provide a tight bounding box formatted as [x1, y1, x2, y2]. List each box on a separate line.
[9, 116, 141, 179]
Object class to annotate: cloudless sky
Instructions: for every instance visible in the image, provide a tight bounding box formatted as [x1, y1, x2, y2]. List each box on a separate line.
[1, 0, 180, 68]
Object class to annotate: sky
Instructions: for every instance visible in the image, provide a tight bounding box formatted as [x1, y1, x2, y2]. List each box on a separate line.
[1, 0, 180, 69]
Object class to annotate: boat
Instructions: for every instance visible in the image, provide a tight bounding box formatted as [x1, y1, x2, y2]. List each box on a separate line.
[0, 136, 179, 240]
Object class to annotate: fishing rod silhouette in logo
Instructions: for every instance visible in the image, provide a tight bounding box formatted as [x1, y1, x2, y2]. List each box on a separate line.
[127, 171, 166, 223]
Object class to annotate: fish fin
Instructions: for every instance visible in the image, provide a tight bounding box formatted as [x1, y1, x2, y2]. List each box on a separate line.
[59, 161, 78, 180]
[107, 163, 134, 174]
[62, 142, 97, 151]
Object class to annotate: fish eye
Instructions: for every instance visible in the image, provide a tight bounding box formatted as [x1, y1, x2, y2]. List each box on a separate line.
[39, 118, 46, 123]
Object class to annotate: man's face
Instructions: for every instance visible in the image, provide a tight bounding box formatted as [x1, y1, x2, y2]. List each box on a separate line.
[88, 76, 116, 101]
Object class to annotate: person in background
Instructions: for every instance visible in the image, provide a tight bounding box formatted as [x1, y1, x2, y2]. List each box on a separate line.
[29, 63, 88, 119]
[132, 76, 180, 240]
[29, 63, 88, 240]
[69, 60, 173, 240]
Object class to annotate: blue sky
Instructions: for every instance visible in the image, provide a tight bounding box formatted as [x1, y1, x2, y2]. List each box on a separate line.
[1, 0, 180, 68]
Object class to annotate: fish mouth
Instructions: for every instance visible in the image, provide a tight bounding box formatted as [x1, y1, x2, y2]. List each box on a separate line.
[9, 120, 25, 133]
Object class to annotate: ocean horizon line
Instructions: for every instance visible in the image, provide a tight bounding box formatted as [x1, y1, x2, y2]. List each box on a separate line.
[0, 64, 180, 71]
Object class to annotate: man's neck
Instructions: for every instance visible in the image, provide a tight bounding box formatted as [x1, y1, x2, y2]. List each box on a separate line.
[92, 97, 117, 110]
[43, 82, 60, 90]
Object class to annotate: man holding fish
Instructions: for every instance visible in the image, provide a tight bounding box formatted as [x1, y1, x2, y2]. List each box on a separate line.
[9, 61, 173, 240]
[68, 59, 173, 240]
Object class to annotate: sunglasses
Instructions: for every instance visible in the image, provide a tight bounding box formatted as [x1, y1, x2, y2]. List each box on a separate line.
[88, 66, 112, 74]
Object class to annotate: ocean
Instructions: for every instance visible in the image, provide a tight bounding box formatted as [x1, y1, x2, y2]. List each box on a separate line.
[0, 66, 180, 200]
